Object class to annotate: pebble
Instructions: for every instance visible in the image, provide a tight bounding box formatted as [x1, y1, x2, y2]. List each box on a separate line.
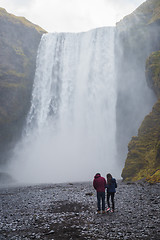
[0, 181, 160, 239]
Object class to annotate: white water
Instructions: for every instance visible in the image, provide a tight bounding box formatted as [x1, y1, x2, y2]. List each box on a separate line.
[10, 27, 119, 183]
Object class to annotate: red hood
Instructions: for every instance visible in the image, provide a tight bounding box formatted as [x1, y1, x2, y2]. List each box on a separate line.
[94, 173, 101, 179]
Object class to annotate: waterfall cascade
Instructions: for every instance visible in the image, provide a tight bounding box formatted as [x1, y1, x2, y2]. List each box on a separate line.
[9, 24, 157, 184]
[8, 23, 157, 184]
[10, 27, 119, 183]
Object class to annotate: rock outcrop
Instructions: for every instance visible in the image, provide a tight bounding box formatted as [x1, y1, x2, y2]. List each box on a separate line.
[0, 8, 46, 163]
[120, 0, 160, 183]
[122, 51, 160, 183]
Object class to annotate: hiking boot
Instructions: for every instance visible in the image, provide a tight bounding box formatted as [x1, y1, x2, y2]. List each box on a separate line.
[102, 210, 105, 214]
[97, 210, 101, 214]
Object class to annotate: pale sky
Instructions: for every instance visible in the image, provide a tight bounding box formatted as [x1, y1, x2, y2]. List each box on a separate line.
[0, 0, 145, 32]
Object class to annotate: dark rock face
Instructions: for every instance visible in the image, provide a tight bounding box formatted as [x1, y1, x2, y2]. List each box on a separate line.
[116, 0, 160, 182]
[0, 8, 46, 163]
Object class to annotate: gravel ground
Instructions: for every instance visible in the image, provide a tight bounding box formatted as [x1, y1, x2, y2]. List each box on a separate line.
[0, 181, 160, 240]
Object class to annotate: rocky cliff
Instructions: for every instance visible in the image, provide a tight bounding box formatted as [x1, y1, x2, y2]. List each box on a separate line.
[120, 0, 160, 182]
[122, 51, 160, 183]
[0, 8, 46, 163]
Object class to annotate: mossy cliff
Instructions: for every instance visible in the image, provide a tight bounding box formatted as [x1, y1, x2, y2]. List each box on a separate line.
[116, 0, 160, 182]
[146, 51, 160, 97]
[0, 8, 46, 163]
[121, 51, 160, 183]
[122, 99, 160, 183]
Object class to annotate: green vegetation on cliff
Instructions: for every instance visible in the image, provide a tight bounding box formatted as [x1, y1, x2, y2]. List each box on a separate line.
[146, 51, 160, 98]
[118, 0, 160, 28]
[122, 99, 160, 183]
[0, 8, 46, 33]
[137, 0, 160, 24]
[122, 50, 160, 183]
[120, 0, 160, 183]
[0, 7, 46, 162]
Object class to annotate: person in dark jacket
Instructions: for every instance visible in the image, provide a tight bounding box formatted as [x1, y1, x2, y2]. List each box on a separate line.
[93, 173, 106, 213]
[106, 173, 117, 212]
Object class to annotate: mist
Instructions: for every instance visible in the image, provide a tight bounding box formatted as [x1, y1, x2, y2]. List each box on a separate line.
[8, 28, 121, 184]
[115, 15, 157, 164]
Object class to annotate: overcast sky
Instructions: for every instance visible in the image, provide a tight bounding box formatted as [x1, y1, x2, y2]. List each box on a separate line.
[0, 0, 145, 32]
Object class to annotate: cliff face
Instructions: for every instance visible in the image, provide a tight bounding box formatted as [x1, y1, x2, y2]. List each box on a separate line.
[120, 0, 160, 182]
[0, 8, 46, 163]
[146, 51, 160, 97]
[122, 51, 160, 183]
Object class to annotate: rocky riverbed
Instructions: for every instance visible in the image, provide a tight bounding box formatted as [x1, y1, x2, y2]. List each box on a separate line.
[0, 180, 160, 239]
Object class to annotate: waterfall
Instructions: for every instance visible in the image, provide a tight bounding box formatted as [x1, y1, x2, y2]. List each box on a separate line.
[10, 27, 119, 183]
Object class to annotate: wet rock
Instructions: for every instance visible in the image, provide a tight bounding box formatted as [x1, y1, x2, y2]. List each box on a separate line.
[85, 192, 93, 196]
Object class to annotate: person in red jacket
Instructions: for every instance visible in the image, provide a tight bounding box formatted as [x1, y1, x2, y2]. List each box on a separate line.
[93, 173, 106, 213]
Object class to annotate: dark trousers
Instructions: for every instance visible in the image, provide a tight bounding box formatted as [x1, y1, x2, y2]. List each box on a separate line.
[97, 192, 105, 211]
[107, 192, 115, 210]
